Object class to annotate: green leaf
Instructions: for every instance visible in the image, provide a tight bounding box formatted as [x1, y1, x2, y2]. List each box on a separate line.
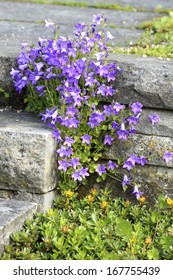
[54, 236, 65, 250]
[91, 213, 98, 224]
[115, 218, 133, 242]
[147, 248, 160, 260]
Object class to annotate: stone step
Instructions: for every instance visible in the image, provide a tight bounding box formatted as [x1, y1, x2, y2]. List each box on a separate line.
[2, 54, 173, 110]
[46, 0, 173, 12]
[0, 198, 37, 255]
[0, 1, 169, 109]
[0, 110, 58, 211]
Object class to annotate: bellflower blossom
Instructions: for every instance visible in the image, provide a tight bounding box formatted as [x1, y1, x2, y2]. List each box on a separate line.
[163, 151, 173, 163]
[96, 164, 106, 176]
[149, 113, 160, 125]
[130, 102, 143, 115]
[132, 185, 144, 200]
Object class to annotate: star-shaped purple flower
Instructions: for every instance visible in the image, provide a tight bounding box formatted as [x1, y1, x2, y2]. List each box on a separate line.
[104, 135, 114, 145]
[132, 185, 144, 200]
[95, 164, 106, 176]
[149, 113, 160, 125]
[163, 151, 173, 163]
[81, 134, 92, 145]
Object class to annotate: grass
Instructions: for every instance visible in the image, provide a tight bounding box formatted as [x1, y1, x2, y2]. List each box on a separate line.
[113, 14, 173, 59]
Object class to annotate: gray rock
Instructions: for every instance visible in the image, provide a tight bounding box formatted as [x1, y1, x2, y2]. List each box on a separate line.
[98, 165, 173, 203]
[0, 198, 37, 255]
[0, 189, 59, 212]
[104, 133, 173, 168]
[0, 111, 58, 194]
[135, 109, 173, 138]
[108, 54, 173, 109]
[0, 2, 161, 27]
[56, 0, 173, 11]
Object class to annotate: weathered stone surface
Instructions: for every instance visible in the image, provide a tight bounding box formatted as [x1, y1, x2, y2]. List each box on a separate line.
[0, 2, 161, 27]
[0, 110, 58, 194]
[0, 189, 59, 211]
[104, 133, 173, 168]
[0, 198, 37, 255]
[54, 0, 173, 11]
[98, 165, 173, 203]
[135, 109, 173, 138]
[104, 107, 173, 167]
[107, 54, 173, 110]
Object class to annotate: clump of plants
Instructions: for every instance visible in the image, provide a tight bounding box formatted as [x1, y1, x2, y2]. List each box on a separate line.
[114, 14, 173, 58]
[1, 190, 173, 260]
[7, 14, 173, 260]
[11, 14, 172, 198]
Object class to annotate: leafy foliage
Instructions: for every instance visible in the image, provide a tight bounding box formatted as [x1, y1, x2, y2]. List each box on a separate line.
[114, 14, 173, 58]
[1, 191, 173, 260]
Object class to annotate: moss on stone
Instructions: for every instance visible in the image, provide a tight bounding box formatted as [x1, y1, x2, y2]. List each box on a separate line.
[113, 15, 173, 58]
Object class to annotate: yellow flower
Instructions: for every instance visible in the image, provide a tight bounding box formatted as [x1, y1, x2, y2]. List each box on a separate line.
[145, 237, 152, 245]
[101, 200, 108, 209]
[87, 194, 94, 203]
[61, 226, 69, 233]
[166, 197, 173, 207]
[64, 189, 74, 198]
[124, 200, 131, 207]
[90, 188, 97, 196]
[139, 196, 146, 204]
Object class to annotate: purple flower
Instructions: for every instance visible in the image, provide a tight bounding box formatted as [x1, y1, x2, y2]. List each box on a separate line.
[93, 14, 104, 25]
[45, 20, 54, 28]
[79, 167, 89, 178]
[56, 146, 73, 158]
[66, 106, 78, 117]
[52, 129, 62, 143]
[116, 123, 129, 140]
[122, 159, 135, 171]
[95, 164, 106, 176]
[96, 65, 109, 77]
[122, 175, 131, 187]
[95, 52, 105, 61]
[136, 156, 148, 166]
[64, 137, 75, 147]
[70, 158, 80, 169]
[81, 134, 92, 145]
[40, 107, 57, 123]
[58, 159, 70, 172]
[10, 68, 20, 79]
[132, 185, 144, 200]
[149, 113, 160, 125]
[74, 23, 85, 30]
[127, 114, 141, 125]
[130, 102, 143, 115]
[104, 135, 114, 145]
[107, 160, 118, 170]
[72, 170, 82, 182]
[87, 112, 105, 128]
[163, 151, 173, 163]
[36, 85, 45, 93]
[113, 103, 125, 113]
[106, 31, 115, 40]
[112, 121, 119, 130]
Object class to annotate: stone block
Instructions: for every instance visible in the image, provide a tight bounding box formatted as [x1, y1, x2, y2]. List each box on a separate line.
[108, 54, 173, 109]
[104, 133, 173, 168]
[0, 111, 58, 194]
[0, 198, 37, 255]
[0, 189, 59, 212]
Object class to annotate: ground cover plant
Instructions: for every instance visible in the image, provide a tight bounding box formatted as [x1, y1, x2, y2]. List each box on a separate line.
[6, 14, 173, 260]
[1, 190, 173, 260]
[114, 13, 173, 58]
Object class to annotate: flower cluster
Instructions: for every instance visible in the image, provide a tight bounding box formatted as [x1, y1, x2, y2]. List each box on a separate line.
[11, 15, 173, 199]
